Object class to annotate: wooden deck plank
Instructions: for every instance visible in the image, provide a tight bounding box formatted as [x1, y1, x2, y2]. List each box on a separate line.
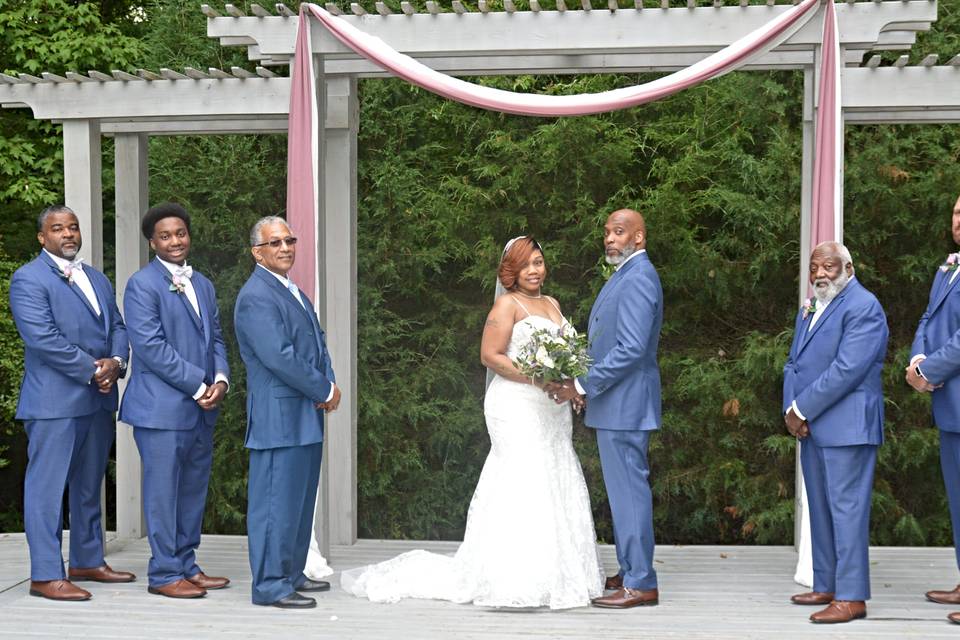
[1, 534, 958, 638]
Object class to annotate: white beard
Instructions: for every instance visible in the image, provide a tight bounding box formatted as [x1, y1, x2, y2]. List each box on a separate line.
[813, 270, 850, 305]
[605, 245, 637, 266]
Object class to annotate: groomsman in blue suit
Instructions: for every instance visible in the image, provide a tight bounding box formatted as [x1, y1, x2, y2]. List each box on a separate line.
[906, 194, 960, 625]
[119, 203, 231, 599]
[784, 242, 888, 624]
[234, 216, 340, 609]
[10, 205, 135, 601]
[549, 208, 662, 609]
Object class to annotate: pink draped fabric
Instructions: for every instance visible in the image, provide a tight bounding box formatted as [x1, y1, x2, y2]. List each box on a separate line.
[286, 12, 320, 297]
[810, 0, 841, 250]
[304, 0, 819, 117]
[287, 1, 841, 294]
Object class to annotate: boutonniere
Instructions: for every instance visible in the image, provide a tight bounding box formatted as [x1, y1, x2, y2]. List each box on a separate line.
[802, 297, 816, 320]
[940, 253, 960, 273]
[59, 266, 76, 285]
[169, 274, 187, 294]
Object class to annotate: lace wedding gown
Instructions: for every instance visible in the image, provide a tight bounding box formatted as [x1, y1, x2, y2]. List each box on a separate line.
[341, 315, 604, 609]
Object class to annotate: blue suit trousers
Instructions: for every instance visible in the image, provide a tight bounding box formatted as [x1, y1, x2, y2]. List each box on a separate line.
[596, 429, 658, 590]
[24, 410, 113, 580]
[133, 421, 214, 587]
[939, 431, 960, 571]
[801, 439, 877, 601]
[247, 443, 322, 605]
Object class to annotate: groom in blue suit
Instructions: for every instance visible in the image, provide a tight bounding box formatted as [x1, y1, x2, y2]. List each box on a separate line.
[906, 194, 960, 625]
[119, 203, 231, 599]
[234, 216, 339, 609]
[550, 208, 662, 608]
[783, 242, 887, 624]
[10, 205, 134, 601]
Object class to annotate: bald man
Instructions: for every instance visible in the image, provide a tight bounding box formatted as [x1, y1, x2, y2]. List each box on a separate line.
[783, 242, 888, 624]
[549, 208, 662, 608]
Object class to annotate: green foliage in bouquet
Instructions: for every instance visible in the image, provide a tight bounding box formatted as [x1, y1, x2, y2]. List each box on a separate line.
[513, 326, 591, 383]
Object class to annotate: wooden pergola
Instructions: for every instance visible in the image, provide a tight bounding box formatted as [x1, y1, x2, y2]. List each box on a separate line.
[0, 0, 957, 553]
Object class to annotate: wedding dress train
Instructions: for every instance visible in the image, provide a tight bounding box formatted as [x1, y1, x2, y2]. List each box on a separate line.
[341, 315, 604, 609]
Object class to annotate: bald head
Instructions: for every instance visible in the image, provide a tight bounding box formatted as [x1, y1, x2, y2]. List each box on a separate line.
[604, 208, 646, 266]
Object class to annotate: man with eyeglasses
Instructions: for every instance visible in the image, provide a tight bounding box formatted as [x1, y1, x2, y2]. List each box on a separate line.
[234, 215, 340, 609]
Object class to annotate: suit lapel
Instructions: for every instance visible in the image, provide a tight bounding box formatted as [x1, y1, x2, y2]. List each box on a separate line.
[797, 281, 854, 355]
[150, 259, 203, 335]
[254, 266, 314, 320]
[589, 253, 647, 330]
[930, 268, 960, 317]
[41, 251, 101, 322]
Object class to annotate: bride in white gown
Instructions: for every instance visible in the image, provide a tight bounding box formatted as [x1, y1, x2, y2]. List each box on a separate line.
[341, 236, 604, 609]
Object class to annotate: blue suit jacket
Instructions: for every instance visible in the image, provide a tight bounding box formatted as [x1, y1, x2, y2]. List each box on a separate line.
[234, 266, 335, 450]
[10, 251, 128, 420]
[118, 259, 229, 430]
[911, 266, 960, 432]
[783, 278, 888, 447]
[579, 252, 662, 431]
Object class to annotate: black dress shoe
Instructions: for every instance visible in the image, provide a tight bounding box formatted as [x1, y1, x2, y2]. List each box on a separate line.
[298, 579, 331, 592]
[271, 592, 316, 609]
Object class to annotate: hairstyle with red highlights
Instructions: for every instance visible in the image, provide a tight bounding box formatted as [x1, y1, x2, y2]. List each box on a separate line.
[498, 236, 544, 290]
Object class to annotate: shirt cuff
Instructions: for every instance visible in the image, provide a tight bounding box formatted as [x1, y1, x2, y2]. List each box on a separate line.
[192, 383, 207, 400]
[916, 364, 929, 381]
[325, 383, 336, 403]
[214, 373, 229, 392]
[791, 400, 806, 422]
[910, 354, 926, 367]
[573, 378, 585, 396]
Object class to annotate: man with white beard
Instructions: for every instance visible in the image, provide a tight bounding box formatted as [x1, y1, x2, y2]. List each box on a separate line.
[782, 242, 888, 624]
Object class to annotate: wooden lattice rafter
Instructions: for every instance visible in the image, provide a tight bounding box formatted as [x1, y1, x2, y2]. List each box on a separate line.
[203, 0, 938, 75]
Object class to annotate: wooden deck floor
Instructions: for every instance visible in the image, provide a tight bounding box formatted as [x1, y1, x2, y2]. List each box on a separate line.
[1, 533, 959, 638]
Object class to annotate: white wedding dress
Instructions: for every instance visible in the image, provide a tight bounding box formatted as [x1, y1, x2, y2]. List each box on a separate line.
[341, 314, 604, 609]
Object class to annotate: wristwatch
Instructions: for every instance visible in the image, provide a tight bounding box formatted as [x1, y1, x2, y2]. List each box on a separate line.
[112, 356, 128, 374]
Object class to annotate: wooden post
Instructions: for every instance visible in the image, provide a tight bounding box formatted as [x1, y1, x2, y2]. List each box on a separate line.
[62, 119, 107, 536]
[322, 76, 359, 546]
[311, 55, 332, 556]
[113, 133, 150, 539]
[62, 120, 103, 268]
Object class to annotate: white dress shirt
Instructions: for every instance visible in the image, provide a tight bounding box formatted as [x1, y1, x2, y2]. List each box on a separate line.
[157, 257, 200, 317]
[157, 258, 228, 400]
[572, 249, 649, 396]
[791, 298, 832, 421]
[45, 249, 100, 316]
[257, 264, 335, 403]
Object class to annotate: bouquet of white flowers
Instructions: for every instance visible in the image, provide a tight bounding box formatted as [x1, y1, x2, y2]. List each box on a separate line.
[513, 324, 591, 383]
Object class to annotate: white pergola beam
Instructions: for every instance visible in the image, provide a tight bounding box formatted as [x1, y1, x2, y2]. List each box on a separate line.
[319, 48, 869, 76]
[843, 65, 960, 122]
[206, 2, 936, 62]
[0, 77, 290, 120]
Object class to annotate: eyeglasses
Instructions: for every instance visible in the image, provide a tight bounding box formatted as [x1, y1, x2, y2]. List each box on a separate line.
[254, 236, 298, 248]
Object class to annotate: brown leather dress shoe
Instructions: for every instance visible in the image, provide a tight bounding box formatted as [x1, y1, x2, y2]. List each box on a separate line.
[948, 612, 960, 625]
[68, 564, 136, 583]
[29, 580, 91, 601]
[791, 591, 835, 605]
[186, 572, 230, 590]
[809, 600, 866, 624]
[592, 587, 659, 608]
[926, 584, 960, 605]
[147, 579, 207, 599]
[604, 575, 623, 590]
